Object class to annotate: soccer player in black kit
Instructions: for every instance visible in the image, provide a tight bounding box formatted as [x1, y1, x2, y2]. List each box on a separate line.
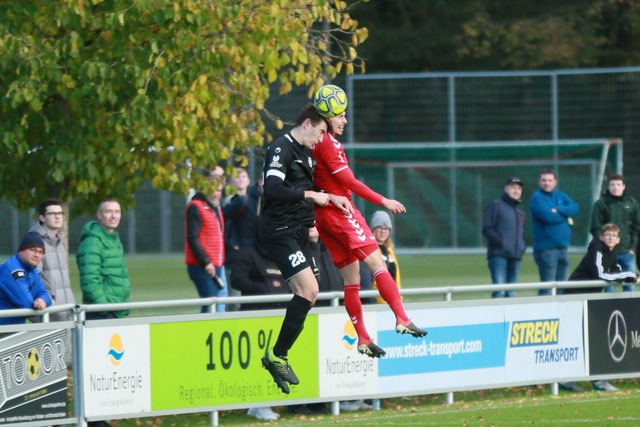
[259, 104, 352, 394]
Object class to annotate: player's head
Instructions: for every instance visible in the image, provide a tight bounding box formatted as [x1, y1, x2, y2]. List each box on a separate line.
[293, 104, 330, 148]
[295, 104, 330, 127]
[327, 111, 347, 137]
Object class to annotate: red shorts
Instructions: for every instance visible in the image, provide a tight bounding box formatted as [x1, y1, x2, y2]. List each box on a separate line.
[315, 205, 379, 268]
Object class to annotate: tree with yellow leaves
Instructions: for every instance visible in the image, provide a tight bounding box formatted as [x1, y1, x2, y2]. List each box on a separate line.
[0, 0, 368, 214]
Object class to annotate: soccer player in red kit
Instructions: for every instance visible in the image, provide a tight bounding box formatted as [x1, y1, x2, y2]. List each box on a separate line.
[312, 94, 427, 358]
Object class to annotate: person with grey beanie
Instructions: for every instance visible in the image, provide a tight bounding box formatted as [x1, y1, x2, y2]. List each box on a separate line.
[361, 211, 402, 304]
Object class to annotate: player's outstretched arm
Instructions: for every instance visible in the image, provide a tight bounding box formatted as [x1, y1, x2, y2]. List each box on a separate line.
[381, 197, 406, 215]
[332, 167, 405, 215]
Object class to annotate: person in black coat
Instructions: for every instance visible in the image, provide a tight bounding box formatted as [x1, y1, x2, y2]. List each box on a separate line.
[564, 223, 637, 294]
[482, 176, 526, 298]
[309, 226, 343, 307]
[230, 238, 291, 312]
[560, 223, 637, 393]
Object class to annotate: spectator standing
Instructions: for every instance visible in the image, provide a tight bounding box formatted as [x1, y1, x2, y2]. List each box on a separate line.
[589, 174, 640, 292]
[185, 170, 228, 313]
[223, 168, 263, 311]
[0, 232, 52, 325]
[560, 223, 637, 392]
[258, 104, 352, 394]
[30, 198, 75, 321]
[482, 177, 526, 298]
[77, 199, 130, 321]
[360, 211, 401, 305]
[530, 169, 580, 295]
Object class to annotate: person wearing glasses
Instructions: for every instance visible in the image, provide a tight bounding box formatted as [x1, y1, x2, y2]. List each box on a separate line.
[561, 223, 637, 392]
[0, 232, 52, 324]
[565, 223, 638, 294]
[29, 198, 76, 322]
[589, 174, 640, 292]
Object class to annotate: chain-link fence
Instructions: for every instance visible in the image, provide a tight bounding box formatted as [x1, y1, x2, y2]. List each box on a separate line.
[2, 67, 640, 254]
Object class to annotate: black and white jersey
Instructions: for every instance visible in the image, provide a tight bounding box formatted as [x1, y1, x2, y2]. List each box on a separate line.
[261, 133, 316, 231]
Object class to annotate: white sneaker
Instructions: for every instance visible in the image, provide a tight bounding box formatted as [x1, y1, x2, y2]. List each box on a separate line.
[247, 407, 279, 420]
[352, 399, 372, 410]
[339, 401, 361, 412]
[593, 380, 618, 391]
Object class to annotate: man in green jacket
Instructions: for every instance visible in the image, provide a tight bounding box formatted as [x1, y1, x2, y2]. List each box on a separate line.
[590, 174, 640, 292]
[77, 199, 130, 320]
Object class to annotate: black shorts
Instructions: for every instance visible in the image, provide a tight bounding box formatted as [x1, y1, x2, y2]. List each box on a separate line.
[258, 225, 318, 282]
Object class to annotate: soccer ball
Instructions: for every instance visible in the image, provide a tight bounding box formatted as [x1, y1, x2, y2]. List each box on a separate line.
[313, 84, 348, 118]
[27, 348, 40, 380]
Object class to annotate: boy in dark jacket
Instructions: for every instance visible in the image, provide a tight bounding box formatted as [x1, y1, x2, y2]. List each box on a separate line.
[560, 223, 637, 393]
[564, 223, 637, 294]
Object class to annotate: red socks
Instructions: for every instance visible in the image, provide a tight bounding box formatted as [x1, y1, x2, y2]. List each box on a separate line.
[373, 269, 410, 325]
[343, 284, 372, 344]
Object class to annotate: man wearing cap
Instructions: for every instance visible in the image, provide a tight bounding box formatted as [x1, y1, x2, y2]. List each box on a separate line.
[482, 177, 527, 297]
[530, 168, 580, 296]
[0, 232, 52, 324]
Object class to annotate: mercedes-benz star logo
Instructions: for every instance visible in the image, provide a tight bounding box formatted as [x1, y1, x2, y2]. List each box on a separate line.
[607, 310, 627, 363]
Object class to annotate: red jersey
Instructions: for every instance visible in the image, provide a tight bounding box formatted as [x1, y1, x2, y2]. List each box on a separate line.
[312, 133, 384, 205]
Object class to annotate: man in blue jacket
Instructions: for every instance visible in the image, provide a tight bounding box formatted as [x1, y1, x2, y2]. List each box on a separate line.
[0, 232, 52, 324]
[530, 169, 580, 296]
[482, 176, 526, 298]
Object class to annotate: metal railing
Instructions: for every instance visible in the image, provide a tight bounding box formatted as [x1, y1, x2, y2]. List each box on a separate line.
[0, 279, 634, 427]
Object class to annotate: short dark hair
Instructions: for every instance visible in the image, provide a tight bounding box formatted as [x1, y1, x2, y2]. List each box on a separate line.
[539, 168, 556, 179]
[608, 174, 624, 184]
[294, 104, 331, 132]
[38, 198, 64, 220]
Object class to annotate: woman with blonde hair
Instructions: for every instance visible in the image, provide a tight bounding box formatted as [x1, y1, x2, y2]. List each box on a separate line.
[369, 211, 401, 304]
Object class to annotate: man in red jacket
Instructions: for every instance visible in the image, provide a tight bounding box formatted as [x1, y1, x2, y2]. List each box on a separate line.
[185, 167, 228, 313]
